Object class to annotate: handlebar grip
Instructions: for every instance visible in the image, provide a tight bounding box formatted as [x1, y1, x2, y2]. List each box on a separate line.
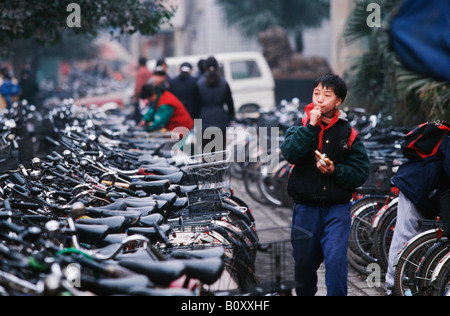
[1, 220, 26, 234]
[46, 155, 60, 162]
[10, 172, 27, 186]
[3, 199, 11, 212]
[45, 136, 60, 147]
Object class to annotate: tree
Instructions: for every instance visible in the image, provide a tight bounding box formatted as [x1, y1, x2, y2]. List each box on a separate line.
[0, 0, 175, 49]
[344, 0, 449, 124]
[216, 0, 329, 53]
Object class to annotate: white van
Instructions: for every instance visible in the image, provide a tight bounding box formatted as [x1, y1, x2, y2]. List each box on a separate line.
[148, 52, 276, 115]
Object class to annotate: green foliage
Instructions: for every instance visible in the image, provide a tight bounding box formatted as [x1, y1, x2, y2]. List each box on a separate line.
[0, 0, 175, 48]
[343, 0, 449, 124]
[216, 0, 329, 51]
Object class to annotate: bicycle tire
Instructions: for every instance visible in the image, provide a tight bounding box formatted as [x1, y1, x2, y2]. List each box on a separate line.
[208, 225, 257, 290]
[430, 252, 450, 296]
[393, 230, 441, 296]
[373, 205, 397, 272]
[242, 162, 269, 205]
[415, 238, 449, 296]
[348, 196, 388, 273]
[257, 165, 284, 207]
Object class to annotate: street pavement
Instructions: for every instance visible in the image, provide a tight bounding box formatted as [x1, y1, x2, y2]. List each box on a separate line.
[232, 179, 387, 296]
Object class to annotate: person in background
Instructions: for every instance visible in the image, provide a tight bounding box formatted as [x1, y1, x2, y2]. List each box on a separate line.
[19, 69, 38, 107]
[139, 83, 193, 135]
[133, 57, 152, 123]
[196, 56, 235, 151]
[150, 64, 169, 92]
[169, 62, 200, 120]
[385, 132, 450, 296]
[154, 59, 171, 90]
[0, 67, 20, 110]
[196, 59, 206, 82]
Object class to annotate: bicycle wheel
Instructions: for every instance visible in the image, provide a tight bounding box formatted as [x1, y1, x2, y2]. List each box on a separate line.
[242, 162, 268, 205]
[416, 238, 449, 296]
[348, 196, 388, 275]
[209, 225, 257, 290]
[257, 163, 284, 207]
[393, 230, 441, 296]
[373, 205, 397, 272]
[430, 252, 450, 296]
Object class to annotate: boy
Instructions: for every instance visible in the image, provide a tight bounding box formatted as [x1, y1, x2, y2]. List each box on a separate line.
[281, 73, 370, 296]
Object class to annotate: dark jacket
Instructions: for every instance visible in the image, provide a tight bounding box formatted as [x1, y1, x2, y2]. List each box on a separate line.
[196, 77, 235, 131]
[392, 136, 450, 219]
[169, 74, 200, 120]
[281, 103, 370, 206]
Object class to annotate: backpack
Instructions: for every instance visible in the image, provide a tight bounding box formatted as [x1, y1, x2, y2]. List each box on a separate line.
[401, 121, 450, 160]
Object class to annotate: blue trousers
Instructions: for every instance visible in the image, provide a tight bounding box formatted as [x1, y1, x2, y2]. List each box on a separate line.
[291, 202, 351, 296]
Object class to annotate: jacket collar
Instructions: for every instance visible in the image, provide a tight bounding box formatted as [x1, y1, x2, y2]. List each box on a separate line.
[304, 103, 346, 153]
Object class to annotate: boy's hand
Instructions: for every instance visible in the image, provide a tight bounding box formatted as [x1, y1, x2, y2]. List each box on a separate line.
[309, 106, 321, 126]
[317, 159, 335, 175]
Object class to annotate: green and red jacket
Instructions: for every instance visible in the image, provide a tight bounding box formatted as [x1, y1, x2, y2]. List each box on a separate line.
[281, 103, 371, 206]
[143, 90, 194, 133]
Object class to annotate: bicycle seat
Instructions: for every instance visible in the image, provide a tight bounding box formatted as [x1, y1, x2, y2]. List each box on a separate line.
[150, 192, 178, 204]
[94, 200, 128, 211]
[170, 247, 225, 260]
[98, 233, 129, 247]
[138, 213, 164, 227]
[119, 259, 186, 286]
[129, 287, 195, 296]
[126, 224, 171, 243]
[168, 184, 198, 194]
[128, 180, 170, 195]
[181, 257, 224, 285]
[84, 274, 151, 296]
[85, 208, 142, 225]
[75, 223, 110, 243]
[76, 216, 128, 234]
[139, 166, 181, 176]
[143, 172, 184, 184]
[119, 198, 158, 209]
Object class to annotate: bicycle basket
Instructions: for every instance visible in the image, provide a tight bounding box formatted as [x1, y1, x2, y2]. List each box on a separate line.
[181, 150, 231, 191]
[186, 189, 223, 215]
[244, 225, 311, 295]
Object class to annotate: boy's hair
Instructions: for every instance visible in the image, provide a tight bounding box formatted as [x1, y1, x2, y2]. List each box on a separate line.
[314, 73, 347, 103]
[139, 83, 155, 99]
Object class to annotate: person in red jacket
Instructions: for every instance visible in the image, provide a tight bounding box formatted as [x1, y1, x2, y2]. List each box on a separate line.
[133, 57, 153, 122]
[139, 83, 194, 135]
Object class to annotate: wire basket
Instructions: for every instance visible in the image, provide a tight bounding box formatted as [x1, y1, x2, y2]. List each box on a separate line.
[356, 161, 393, 195]
[186, 189, 224, 215]
[181, 150, 232, 191]
[242, 225, 311, 295]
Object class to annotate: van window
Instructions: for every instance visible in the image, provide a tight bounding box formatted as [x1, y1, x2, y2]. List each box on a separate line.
[230, 60, 261, 80]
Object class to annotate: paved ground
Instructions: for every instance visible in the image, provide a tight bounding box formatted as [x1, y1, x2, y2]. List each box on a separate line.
[232, 179, 387, 296]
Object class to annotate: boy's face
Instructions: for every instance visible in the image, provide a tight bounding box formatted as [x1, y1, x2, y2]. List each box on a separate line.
[312, 83, 342, 117]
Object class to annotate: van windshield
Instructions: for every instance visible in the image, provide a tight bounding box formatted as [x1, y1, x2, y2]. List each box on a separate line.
[230, 61, 261, 80]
